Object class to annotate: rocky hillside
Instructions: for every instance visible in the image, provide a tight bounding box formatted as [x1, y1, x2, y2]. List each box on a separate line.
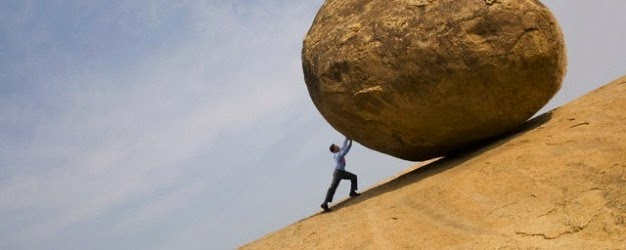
[242, 76, 626, 249]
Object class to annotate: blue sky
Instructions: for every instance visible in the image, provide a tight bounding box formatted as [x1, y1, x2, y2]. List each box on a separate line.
[0, 0, 625, 249]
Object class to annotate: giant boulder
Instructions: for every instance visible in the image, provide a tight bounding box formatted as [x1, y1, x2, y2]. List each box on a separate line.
[302, 0, 567, 161]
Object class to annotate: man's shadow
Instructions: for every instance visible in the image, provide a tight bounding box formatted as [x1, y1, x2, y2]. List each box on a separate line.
[320, 111, 553, 214]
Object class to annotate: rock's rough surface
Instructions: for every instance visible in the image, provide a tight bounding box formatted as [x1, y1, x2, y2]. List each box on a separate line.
[303, 0, 566, 161]
[244, 76, 626, 250]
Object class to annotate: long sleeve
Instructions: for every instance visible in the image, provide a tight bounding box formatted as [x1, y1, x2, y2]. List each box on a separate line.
[340, 137, 352, 157]
[341, 137, 350, 149]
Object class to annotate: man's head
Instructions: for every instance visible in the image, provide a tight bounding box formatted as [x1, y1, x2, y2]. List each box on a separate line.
[329, 144, 340, 153]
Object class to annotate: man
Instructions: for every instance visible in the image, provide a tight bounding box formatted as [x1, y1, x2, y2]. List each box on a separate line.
[321, 136, 360, 212]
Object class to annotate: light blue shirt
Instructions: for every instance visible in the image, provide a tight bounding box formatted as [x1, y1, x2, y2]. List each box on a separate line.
[334, 137, 352, 171]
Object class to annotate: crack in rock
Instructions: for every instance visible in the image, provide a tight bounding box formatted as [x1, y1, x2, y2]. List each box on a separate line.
[484, 0, 497, 6]
[570, 122, 590, 128]
[354, 86, 384, 97]
[515, 214, 600, 240]
[509, 28, 539, 52]
[486, 202, 517, 217]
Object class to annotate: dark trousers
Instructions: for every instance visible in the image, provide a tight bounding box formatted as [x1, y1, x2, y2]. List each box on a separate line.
[324, 170, 358, 203]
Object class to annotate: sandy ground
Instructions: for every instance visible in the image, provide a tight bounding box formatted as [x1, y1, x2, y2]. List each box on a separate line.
[242, 76, 626, 249]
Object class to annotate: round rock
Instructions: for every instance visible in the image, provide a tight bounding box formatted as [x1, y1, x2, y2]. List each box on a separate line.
[302, 0, 567, 161]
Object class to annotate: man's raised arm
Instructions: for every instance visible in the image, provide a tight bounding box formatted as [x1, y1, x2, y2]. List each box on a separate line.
[340, 137, 353, 156]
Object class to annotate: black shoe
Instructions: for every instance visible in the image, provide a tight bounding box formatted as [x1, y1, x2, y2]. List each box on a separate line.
[321, 203, 331, 212]
[349, 192, 361, 197]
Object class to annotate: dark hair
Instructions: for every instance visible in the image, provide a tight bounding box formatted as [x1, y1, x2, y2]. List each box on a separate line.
[329, 144, 337, 152]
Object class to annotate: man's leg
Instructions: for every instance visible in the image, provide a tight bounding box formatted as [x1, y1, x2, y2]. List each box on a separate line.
[324, 170, 342, 203]
[342, 171, 359, 196]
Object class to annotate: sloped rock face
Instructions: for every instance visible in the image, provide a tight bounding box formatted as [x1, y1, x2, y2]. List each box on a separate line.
[303, 0, 566, 161]
[244, 76, 626, 249]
